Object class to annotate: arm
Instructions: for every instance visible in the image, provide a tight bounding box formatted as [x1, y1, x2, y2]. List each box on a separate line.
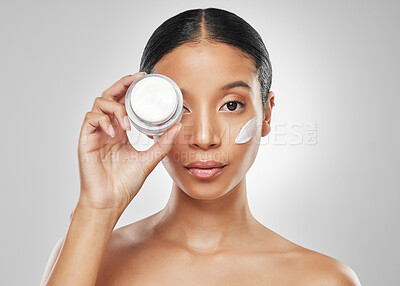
[41, 72, 180, 285]
[40, 211, 75, 285]
[40, 236, 65, 286]
[44, 202, 121, 286]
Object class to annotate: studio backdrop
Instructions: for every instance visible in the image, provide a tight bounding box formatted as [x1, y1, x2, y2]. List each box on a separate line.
[0, 0, 399, 285]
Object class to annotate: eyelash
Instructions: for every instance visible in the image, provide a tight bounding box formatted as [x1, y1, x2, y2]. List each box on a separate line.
[220, 100, 246, 112]
[183, 100, 246, 113]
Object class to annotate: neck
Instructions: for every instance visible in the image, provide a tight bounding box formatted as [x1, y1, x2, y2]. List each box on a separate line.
[152, 177, 262, 253]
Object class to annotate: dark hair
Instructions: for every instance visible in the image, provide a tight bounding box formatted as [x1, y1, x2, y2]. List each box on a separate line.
[139, 8, 272, 108]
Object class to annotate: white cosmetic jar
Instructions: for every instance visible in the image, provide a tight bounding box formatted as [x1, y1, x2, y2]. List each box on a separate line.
[125, 74, 183, 136]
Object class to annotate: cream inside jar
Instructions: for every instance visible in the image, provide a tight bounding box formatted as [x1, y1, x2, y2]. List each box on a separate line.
[125, 74, 183, 136]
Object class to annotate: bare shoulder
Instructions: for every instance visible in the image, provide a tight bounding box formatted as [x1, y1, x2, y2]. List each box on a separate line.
[99, 213, 163, 259]
[95, 215, 158, 285]
[255, 226, 361, 285]
[104, 213, 157, 253]
[290, 246, 361, 285]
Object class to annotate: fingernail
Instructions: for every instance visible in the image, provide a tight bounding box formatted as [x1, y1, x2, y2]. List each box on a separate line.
[124, 116, 131, 131]
[108, 125, 115, 137]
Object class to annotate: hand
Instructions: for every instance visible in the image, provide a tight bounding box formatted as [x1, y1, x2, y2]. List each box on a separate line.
[77, 72, 182, 213]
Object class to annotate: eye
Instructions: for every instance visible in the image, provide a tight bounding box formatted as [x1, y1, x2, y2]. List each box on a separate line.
[183, 105, 190, 113]
[220, 100, 245, 112]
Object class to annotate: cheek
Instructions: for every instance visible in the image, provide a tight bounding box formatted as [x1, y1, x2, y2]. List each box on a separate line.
[234, 116, 258, 144]
[228, 121, 262, 175]
[229, 139, 259, 171]
[161, 141, 189, 175]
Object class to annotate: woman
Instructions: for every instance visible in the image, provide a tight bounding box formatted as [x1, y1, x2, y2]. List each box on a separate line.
[42, 8, 361, 285]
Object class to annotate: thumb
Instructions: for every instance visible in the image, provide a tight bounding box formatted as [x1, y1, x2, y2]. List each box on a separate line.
[141, 123, 182, 174]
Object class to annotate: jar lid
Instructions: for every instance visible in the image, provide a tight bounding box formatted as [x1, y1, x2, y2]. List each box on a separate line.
[130, 76, 177, 124]
[125, 73, 183, 136]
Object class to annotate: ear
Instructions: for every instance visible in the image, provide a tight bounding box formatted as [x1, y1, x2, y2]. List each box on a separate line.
[261, 91, 275, 137]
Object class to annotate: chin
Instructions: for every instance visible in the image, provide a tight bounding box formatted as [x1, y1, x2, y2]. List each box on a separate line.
[181, 184, 231, 201]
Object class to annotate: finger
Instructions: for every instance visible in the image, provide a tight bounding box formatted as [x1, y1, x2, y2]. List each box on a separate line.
[101, 72, 147, 102]
[91, 97, 130, 131]
[81, 112, 115, 138]
[140, 123, 182, 174]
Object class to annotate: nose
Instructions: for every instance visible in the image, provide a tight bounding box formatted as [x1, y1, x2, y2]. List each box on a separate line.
[187, 112, 222, 150]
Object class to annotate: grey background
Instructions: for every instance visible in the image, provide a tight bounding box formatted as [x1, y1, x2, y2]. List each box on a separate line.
[1, 0, 399, 285]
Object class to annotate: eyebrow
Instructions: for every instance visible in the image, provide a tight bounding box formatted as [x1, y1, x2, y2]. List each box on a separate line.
[180, 80, 251, 95]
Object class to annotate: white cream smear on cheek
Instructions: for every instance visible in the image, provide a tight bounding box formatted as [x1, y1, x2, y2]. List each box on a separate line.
[235, 117, 258, 144]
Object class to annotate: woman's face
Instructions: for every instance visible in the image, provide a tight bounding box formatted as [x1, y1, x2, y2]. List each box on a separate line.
[152, 42, 273, 200]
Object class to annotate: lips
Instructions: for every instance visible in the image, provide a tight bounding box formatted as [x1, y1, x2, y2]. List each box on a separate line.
[185, 161, 225, 169]
[184, 161, 227, 179]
